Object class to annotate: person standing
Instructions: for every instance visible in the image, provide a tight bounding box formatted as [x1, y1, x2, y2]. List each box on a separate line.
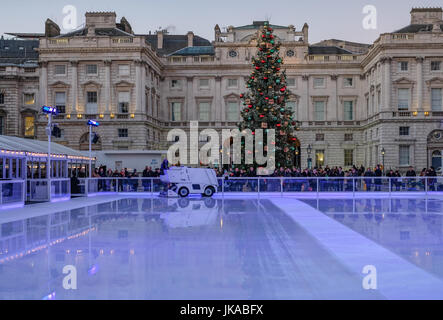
[374, 165, 383, 191]
[364, 168, 374, 192]
[427, 167, 437, 191]
[405, 166, 416, 191]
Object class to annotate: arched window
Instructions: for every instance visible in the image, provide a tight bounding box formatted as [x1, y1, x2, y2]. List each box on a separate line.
[432, 150, 442, 171]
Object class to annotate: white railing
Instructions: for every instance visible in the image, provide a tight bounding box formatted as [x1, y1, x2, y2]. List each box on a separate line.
[0, 180, 25, 209]
[27, 178, 71, 202]
[73, 176, 443, 197]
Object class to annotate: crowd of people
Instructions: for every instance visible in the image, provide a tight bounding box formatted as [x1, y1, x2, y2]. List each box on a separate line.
[213, 165, 440, 192]
[70, 162, 440, 194]
[215, 164, 438, 178]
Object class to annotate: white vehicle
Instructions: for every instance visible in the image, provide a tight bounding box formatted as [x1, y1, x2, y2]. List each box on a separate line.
[160, 167, 218, 198]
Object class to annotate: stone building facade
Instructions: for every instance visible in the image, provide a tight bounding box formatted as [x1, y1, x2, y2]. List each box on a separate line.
[1, 8, 443, 171]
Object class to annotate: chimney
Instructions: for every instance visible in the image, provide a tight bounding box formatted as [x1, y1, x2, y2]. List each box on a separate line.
[302, 23, 309, 44]
[187, 31, 194, 47]
[157, 30, 164, 49]
[45, 19, 60, 37]
[410, 7, 443, 24]
[85, 12, 117, 29]
[118, 17, 133, 34]
[214, 24, 221, 42]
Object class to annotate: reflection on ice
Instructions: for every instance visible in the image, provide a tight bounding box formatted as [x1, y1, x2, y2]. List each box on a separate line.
[303, 198, 443, 280]
[0, 197, 382, 300]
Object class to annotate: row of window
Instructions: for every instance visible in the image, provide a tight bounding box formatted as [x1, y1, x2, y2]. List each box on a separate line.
[397, 61, 441, 72]
[315, 133, 354, 142]
[171, 78, 243, 90]
[170, 77, 350, 90]
[0, 114, 35, 137]
[313, 100, 355, 121]
[54, 64, 131, 76]
[170, 101, 298, 122]
[397, 88, 443, 111]
[0, 92, 35, 106]
[51, 90, 131, 114]
[313, 146, 412, 168]
[316, 127, 411, 143]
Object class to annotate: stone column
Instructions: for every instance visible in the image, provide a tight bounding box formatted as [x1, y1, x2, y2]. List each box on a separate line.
[186, 76, 194, 121]
[359, 74, 366, 119]
[301, 75, 309, 121]
[330, 74, 338, 121]
[146, 66, 152, 116]
[141, 63, 146, 115]
[70, 61, 78, 114]
[368, 71, 373, 116]
[215, 76, 222, 121]
[135, 60, 143, 114]
[151, 91, 155, 117]
[103, 60, 112, 114]
[382, 57, 392, 112]
[416, 56, 424, 111]
[39, 61, 48, 106]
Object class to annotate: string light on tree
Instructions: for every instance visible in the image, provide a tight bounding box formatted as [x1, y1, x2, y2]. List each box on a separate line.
[237, 21, 299, 170]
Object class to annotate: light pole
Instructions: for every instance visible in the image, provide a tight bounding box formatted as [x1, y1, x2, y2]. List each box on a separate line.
[307, 144, 312, 169]
[87, 120, 100, 178]
[381, 147, 386, 174]
[42, 106, 58, 202]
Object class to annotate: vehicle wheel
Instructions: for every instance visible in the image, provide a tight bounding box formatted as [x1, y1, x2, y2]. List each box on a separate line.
[204, 197, 216, 208]
[178, 187, 189, 198]
[203, 186, 215, 197]
[178, 198, 190, 208]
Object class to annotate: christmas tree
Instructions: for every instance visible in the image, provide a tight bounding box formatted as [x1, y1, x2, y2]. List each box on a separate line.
[238, 21, 299, 170]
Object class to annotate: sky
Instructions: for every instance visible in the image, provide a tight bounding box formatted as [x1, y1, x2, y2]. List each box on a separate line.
[0, 0, 442, 44]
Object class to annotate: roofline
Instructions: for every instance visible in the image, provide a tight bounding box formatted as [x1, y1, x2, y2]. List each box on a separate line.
[410, 7, 442, 13]
[166, 46, 215, 57]
[5, 33, 45, 39]
[313, 39, 371, 47]
[308, 45, 354, 55]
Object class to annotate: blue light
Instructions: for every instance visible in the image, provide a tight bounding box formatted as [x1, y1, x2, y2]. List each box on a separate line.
[87, 120, 100, 127]
[41, 106, 58, 115]
[88, 264, 99, 276]
[42, 291, 56, 300]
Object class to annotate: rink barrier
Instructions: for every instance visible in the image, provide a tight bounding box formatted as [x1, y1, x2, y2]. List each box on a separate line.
[73, 176, 443, 197]
[0, 180, 25, 209]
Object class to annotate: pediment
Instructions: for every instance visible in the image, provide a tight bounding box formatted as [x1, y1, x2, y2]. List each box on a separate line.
[81, 81, 102, 88]
[20, 107, 37, 113]
[393, 77, 415, 85]
[115, 80, 134, 88]
[223, 93, 240, 100]
[426, 77, 443, 86]
[428, 130, 443, 143]
[49, 81, 70, 88]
